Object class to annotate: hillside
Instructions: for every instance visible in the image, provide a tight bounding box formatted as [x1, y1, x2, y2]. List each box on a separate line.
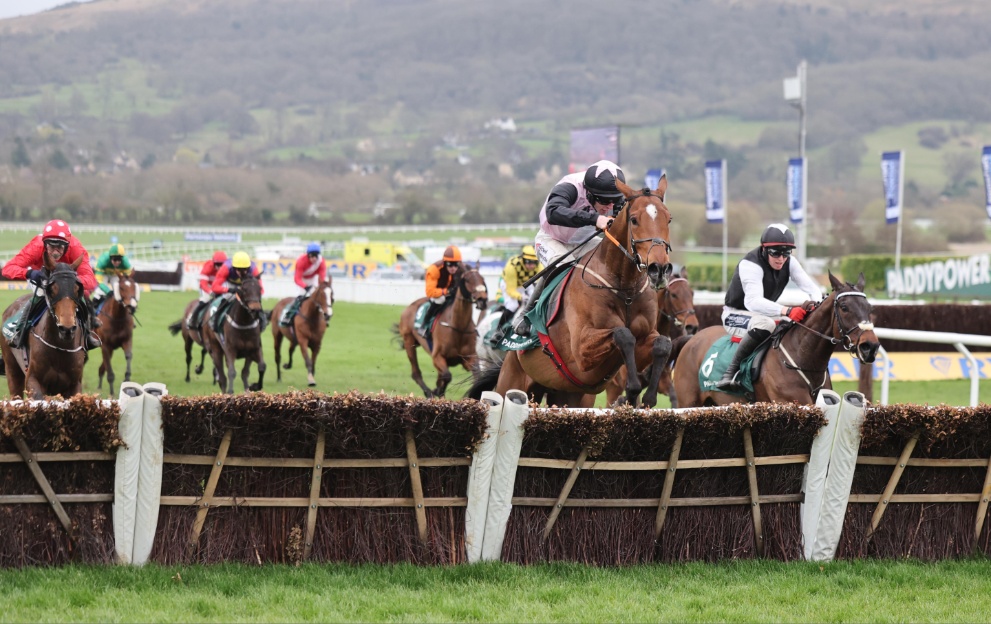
[1, 0, 990, 255]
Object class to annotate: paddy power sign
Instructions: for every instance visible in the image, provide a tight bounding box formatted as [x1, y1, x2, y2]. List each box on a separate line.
[886, 254, 991, 298]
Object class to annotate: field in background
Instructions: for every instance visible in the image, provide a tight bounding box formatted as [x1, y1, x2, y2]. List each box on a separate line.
[0, 290, 987, 405]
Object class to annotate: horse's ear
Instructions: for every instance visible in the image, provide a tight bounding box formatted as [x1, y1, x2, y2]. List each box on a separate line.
[70, 255, 84, 270]
[828, 271, 843, 291]
[656, 174, 667, 201]
[855, 272, 866, 292]
[615, 179, 634, 198]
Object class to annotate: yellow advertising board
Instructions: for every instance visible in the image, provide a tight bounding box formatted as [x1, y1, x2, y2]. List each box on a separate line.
[828, 352, 991, 381]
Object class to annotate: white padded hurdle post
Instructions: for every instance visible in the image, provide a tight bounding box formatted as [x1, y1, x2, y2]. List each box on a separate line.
[465, 391, 505, 563]
[133, 382, 166, 565]
[480, 389, 529, 561]
[802, 389, 842, 560]
[805, 391, 866, 562]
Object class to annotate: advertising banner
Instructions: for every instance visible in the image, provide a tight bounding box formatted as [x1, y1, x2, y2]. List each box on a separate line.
[884, 254, 991, 298]
[881, 151, 904, 225]
[787, 157, 805, 224]
[644, 168, 665, 191]
[705, 160, 726, 223]
[982, 145, 991, 219]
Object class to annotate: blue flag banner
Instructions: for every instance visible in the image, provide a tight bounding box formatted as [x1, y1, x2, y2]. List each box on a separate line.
[705, 160, 725, 223]
[644, 168, 665, 191]
[787, 157, 805, 224]
[983, 146, 991, 220]
[881, 151, 904, 225]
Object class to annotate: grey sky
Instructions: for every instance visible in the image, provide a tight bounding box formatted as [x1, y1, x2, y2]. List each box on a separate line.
[0, 1, 95, 21]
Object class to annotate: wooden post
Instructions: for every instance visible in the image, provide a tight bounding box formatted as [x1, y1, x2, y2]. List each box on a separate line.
[742, 427, 764, 557]
[542, 447, 590, 540]
[187, 429, 233, 556]
[867, 433, 919, 540]
[13, 435, 74, 539]
[654, 427, 684, 539]
[973, 453, 991, 544]
[405, 429, 428, 543]
[303, 428, 326, 560]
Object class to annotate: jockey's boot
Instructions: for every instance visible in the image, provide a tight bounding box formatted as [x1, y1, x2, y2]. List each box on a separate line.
[7, 295, 42, 349]
[418, 300, 443, 338]
[512, 275, 547, 337]
[80, 298, 102, 350]
[714, 328, 770, 393]
[488, 307, 513, 347]
[190, 300, 207, 327]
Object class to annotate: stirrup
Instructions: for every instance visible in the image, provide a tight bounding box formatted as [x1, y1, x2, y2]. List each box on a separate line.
[714, 374, 743, 392]
[86, 332, 102, 350]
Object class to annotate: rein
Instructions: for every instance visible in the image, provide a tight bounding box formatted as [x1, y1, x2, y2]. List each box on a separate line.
[442, 269, 484, 336]
[226, 288, 262, 330]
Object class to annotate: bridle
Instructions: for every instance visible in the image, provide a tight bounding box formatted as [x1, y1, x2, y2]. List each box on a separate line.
[36, 267, 85, 351]
[442, 268, 486, 336]
[227, 278, 263, 330]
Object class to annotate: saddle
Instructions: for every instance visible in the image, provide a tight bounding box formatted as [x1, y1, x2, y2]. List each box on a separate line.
[1, 301, 46, 344]
[207, 297, 233, 334]
[414, 297, 455, 341]
[698, 324, 788, 398]
[497, 264, 573, 352]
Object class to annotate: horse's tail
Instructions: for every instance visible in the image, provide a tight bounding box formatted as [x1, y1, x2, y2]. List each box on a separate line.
[168, 319, 183, 336]
[389, 322, 403, 349]
[668, 334, 692, 369]
[464, 361, 501, 400]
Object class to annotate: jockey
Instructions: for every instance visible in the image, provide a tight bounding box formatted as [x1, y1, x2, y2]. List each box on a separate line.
[187, 250, 227, 328]
[489, 245, 542, 346]
[513, 160, 625, 336]
[714, 223, 823, 393]
[281, 243, 327, 326]
[1, 219, 101, 351]
[418, 245, 461, 337]
[212, 251, 264, 297]
[90, 243, 134, 309]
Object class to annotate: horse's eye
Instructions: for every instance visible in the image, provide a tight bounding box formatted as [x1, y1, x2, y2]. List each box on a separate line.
[668, 217, 672, 224]
[631, 217, 639, 226]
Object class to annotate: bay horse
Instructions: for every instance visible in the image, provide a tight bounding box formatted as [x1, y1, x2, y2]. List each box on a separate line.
[604, 268, 698, 407]
[168, 298, 211, 382]
[200, 276, 267, 394]
[96, 275, 140, 397]
[270, 279, 334, 387]
[672, 272, 880, 407]
[0, 256, 87, 400]
[393, 265, 488, 398]
[467, 178, 675, 408]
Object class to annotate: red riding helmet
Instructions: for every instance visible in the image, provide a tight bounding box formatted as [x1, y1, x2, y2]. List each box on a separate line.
[212, 250, 228, 263]
[41, 219, 72, 243]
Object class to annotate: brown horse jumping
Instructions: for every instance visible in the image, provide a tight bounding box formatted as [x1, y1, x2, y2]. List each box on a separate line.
[672, 273, 880, 407]
[270, 279, 334, 387]
[96, 275, 140, 397]
[604, 268, 698, 407]
[393, 265, 488, 398]
[467, 178, 674, 407]
[0, 256, 87, 399]
[200, 275, 267, 394]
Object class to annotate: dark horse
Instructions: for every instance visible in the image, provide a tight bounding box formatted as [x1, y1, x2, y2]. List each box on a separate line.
[393, 265, 488, 398]
[467, 178, 674, 408]
[96, 275, 140, 397]
[604, 267, 698, 407]
[270, 279, 334, 387]
[200, 276, 267, 394]
[0, 256, 87, 400]
[672, 272, 880, 407]
[168, 297, 212, 383]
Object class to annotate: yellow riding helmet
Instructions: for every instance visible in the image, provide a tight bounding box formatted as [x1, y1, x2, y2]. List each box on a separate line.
[109, 243, 125, 256]
[232, 251, 251, 269]
[521, 245, 537, 261]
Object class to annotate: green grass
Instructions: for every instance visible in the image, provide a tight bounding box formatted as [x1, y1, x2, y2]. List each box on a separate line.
[2, 559, 991, 622]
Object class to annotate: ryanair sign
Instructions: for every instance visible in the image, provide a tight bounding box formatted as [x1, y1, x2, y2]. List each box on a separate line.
[830, 352, 991, 382]
[885, 254, 991, 298]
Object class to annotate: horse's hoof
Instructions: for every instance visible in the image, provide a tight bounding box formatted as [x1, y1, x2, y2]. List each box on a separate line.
[308, 381, 316, 387]
[194, 366, 204, 375]
[283, 363, 292, 370]
[249, 383, 262, 392]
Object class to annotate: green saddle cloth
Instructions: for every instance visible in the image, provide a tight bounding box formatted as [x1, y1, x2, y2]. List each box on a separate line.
[698, 335, 761, 395]
[414, 301, 431, 335]
[498, 269, 571, 352]
[207, 297, 231, 333]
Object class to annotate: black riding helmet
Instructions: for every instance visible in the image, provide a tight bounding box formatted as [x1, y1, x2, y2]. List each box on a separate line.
[584, 160, 626, 206]
[760, 223, 796, 255]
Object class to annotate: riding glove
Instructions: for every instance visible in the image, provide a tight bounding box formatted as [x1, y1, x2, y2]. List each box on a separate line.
[26, 269, 46, 284]
[785, 306, 807, 322]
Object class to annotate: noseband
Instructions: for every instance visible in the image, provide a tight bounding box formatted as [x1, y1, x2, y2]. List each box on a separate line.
[791, 291, 875, 360]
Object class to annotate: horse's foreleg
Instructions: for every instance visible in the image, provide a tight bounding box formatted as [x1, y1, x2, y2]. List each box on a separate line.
[430, 352, 453, 398]
[241, 358, 252, 393]
[123, 339, 133, 383]
[612, 327, 642, 406]
[639, 336, 672, 408]
[308, 342, 322, 387]
[298, 336, 316, 387]
[225, 350, 237, 395]
[101, 344, 115, 397]
[249, 346, 266, 392]
[25, 377, 46, 401]
[405, 336, 433, 398]
[195, 343, 207, 376]
[273, 331, 283, 381]
[285, 342, 296, 371]
[97, 360, 106, 390]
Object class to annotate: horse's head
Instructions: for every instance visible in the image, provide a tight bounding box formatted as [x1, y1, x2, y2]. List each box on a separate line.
[828, 272, 880, 364]
[113, 276, 139, 315]
[661, 271, 699, 336]
[613, 178, 673, 290]
[235, 275, 264, 313]
[457, 265, 488, 311]
[313, 279, 334, 322]
[42, 255, 85, 339]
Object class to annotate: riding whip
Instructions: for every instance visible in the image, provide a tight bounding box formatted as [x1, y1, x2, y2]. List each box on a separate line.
[521, 226, 608, 289]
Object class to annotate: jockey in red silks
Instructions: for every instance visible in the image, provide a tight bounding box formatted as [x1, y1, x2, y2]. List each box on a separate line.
[1, 219, 101, 350]
[280, 243, 328, 326]
[187, 250, 227, 327]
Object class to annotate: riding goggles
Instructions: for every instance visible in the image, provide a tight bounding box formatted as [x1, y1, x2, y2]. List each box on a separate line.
[766, 247, 793, 258]
[589, 193, 623, 207]
[44, 240, 69, 250]
[444, 261, 459, 269]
